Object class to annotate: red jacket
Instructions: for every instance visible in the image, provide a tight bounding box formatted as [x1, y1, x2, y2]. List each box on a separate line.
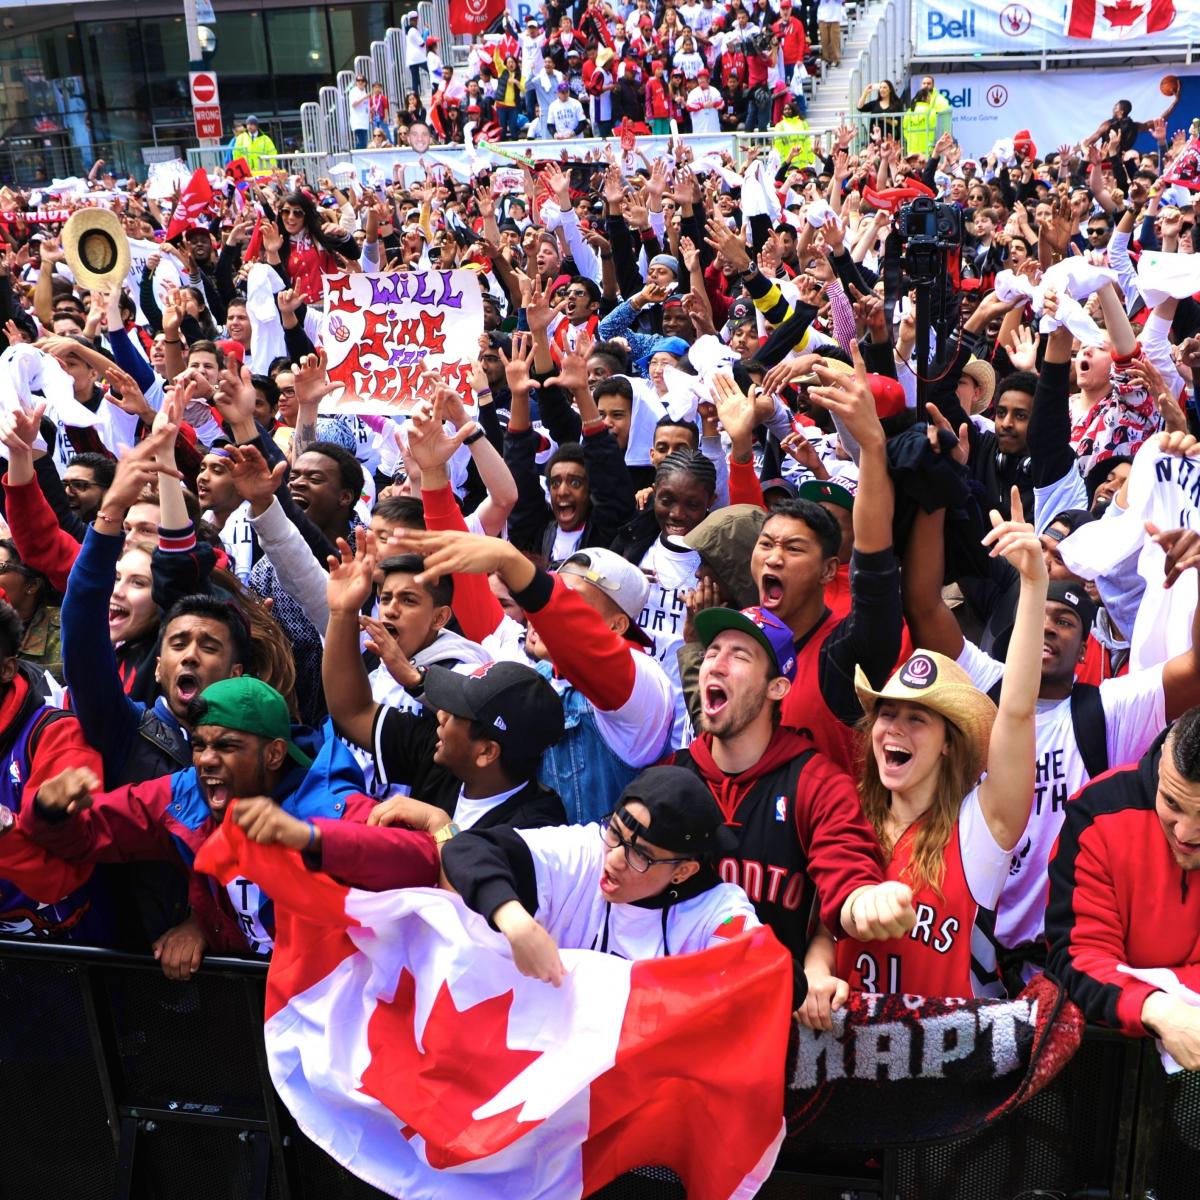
[774, 15, 808, 65]
[3, 473, 80, 593]
[1046, 734, 1200, 1037]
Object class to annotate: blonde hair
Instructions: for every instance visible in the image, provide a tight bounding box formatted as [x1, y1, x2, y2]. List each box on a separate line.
[856, 707, 979, 899]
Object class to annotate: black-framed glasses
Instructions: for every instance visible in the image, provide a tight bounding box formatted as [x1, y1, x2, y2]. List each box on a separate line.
[63, 478, 100, 492]
[1087, 228, 1108, 238]
[599, 813, 693, 874]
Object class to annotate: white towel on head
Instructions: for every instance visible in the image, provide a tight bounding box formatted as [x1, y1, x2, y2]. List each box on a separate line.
[245, 263, 288, 376]
[0, 345, 101, 427]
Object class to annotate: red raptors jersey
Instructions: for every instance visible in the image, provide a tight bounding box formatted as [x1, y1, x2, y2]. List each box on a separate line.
[836, 811, 982, 1000]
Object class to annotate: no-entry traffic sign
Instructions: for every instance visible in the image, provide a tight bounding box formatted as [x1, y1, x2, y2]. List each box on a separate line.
[189, 71, 223, 140]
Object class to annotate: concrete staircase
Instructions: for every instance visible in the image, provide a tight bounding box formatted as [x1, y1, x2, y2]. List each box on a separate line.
[805, 1, 899, 132]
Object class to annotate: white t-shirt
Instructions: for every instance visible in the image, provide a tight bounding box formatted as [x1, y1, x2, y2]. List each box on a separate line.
[550, 524, 585, 563]
[405, 26, 428, 67]
[957, 639, 1166, 949]
[347, 84, 370, 131]
[51, 396, 140, 476]
[206, 501, 255, 583]
[686, 85, 723, 134]
[548, 96, 585, 136]
[637, 536, 701, 749]
[454, 781, 528, 830]
[518, 823, 760, 959]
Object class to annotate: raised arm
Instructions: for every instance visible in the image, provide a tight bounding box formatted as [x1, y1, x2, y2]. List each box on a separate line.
[322, 530, 381, 749]
[977, 490, 1048, 849]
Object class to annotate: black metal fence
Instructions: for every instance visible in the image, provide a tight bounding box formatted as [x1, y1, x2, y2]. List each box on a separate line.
[0, 939, 1195, 1200]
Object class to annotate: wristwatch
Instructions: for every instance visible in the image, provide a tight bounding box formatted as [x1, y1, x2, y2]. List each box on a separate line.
[409, 665, 428, 697]
[433, 822, 461, 845]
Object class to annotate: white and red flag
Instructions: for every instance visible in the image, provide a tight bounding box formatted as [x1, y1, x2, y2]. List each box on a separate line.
[197, 820, 792, 1200]
[165, 167, 215, 240]
[1065, 0, 1177, 39]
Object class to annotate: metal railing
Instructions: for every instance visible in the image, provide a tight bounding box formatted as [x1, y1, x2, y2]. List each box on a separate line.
[184, 149, 334, 182]
[0, 938, 1196, 1200]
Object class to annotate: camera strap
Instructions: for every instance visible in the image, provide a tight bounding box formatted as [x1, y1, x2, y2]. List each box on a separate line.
[881, 229, 904, 331]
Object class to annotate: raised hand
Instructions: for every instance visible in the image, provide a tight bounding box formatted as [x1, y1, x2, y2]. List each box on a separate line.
[213, 359, 258, 434]
[544, 344, 588, 396]
[0, 400, 46, 457]
[704, 217, 751, 272]
[982, 488, 1046, 583]
[326, 529, 377, 615]
[710, 371, 756, 458]
[225, 443, 288, 512]
[808, 340, 884, 449]
[293, 348, 335, 410]
[924, 402, 970, 465]
[501, 329, 536, 399]
[405, 396, 477, 473]
[277, 287, 308, 316]
[1004, 324, 1038, 372]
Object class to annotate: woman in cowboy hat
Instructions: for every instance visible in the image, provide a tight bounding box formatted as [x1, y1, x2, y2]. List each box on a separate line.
[798, 490, 1048, 1026]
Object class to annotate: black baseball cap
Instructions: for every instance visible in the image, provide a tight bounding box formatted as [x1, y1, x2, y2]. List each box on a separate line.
[1046, 580, 1096, 633]
[422, 661, 564, 753]
[614, 766, 733, 857]
[1083, 455, 1131, 506]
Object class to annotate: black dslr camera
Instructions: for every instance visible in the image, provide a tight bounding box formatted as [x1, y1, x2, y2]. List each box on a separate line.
[896, 195, 963, 285]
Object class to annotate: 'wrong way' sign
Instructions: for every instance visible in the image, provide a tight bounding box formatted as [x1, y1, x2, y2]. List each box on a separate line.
[189, 71, 223, 141]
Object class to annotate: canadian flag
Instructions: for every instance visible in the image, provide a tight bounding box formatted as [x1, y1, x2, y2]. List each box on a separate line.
[1065, 0, 1176, 39]
[165, 167, 215, 240]
[197, 821, 792, 1200]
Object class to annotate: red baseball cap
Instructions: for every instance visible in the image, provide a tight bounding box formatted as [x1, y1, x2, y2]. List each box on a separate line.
[867, 373, 907, 420]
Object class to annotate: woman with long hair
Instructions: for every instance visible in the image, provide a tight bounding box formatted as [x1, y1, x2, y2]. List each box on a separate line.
[798, 489, 1047, 1024]
[272, 190, 361, 303]
[858, 79, 902, 141]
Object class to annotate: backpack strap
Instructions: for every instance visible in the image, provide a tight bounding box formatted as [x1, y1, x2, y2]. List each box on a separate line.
[23, 707, 75, 773]
[1069, 683, 1108, 781]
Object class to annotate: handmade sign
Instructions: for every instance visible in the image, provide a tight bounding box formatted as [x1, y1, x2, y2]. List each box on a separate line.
[321, 269, 483, 415]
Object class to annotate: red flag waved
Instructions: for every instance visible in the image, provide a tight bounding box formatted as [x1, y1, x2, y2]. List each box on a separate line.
[448, 0, 504, 37]
[165, 167, 216, 240]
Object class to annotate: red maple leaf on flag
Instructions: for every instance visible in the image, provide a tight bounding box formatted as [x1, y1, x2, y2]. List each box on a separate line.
[1102, 0, 1146, 25]
[358, 968, 545, 1168]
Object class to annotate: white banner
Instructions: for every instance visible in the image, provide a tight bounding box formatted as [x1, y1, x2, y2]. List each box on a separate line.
[915, 0, 1197, 55]
[937, 64, 1199, 159]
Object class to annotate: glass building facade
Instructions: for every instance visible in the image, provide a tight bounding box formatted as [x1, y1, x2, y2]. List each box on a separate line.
[0, 1, 415, 184]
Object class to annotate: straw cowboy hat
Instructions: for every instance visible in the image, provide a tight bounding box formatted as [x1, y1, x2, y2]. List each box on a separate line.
[854, 650, 997, 780]
[960, 357, 996, 415]
[62, 207, 131, 292]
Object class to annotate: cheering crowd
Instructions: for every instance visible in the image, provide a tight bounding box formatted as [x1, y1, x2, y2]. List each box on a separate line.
[351, 0, 836, 147]
[0, 53, 1199, 1092]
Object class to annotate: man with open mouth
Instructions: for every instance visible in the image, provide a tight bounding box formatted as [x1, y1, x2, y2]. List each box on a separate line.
[748, 352, 903, 775]
[22, 678, 438, 981]
[663, 604, 914, 992]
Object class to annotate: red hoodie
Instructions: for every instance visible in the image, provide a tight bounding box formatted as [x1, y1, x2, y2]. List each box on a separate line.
[669, 727, 883, 956]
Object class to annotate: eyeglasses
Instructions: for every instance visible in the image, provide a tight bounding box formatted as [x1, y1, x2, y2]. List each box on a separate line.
[1087, 228, 1108, 238]
[62, 478, 100, 492]
[280, 208, 305, 218]
[599, 814, 693, 873]
[277, 385, 297, 395]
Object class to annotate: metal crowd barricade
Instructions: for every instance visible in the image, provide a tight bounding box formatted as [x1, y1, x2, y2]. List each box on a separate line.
[0, 938, 1197, 1199]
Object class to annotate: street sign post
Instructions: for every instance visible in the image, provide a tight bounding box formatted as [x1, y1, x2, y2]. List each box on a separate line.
[189, 71, 223, 144]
